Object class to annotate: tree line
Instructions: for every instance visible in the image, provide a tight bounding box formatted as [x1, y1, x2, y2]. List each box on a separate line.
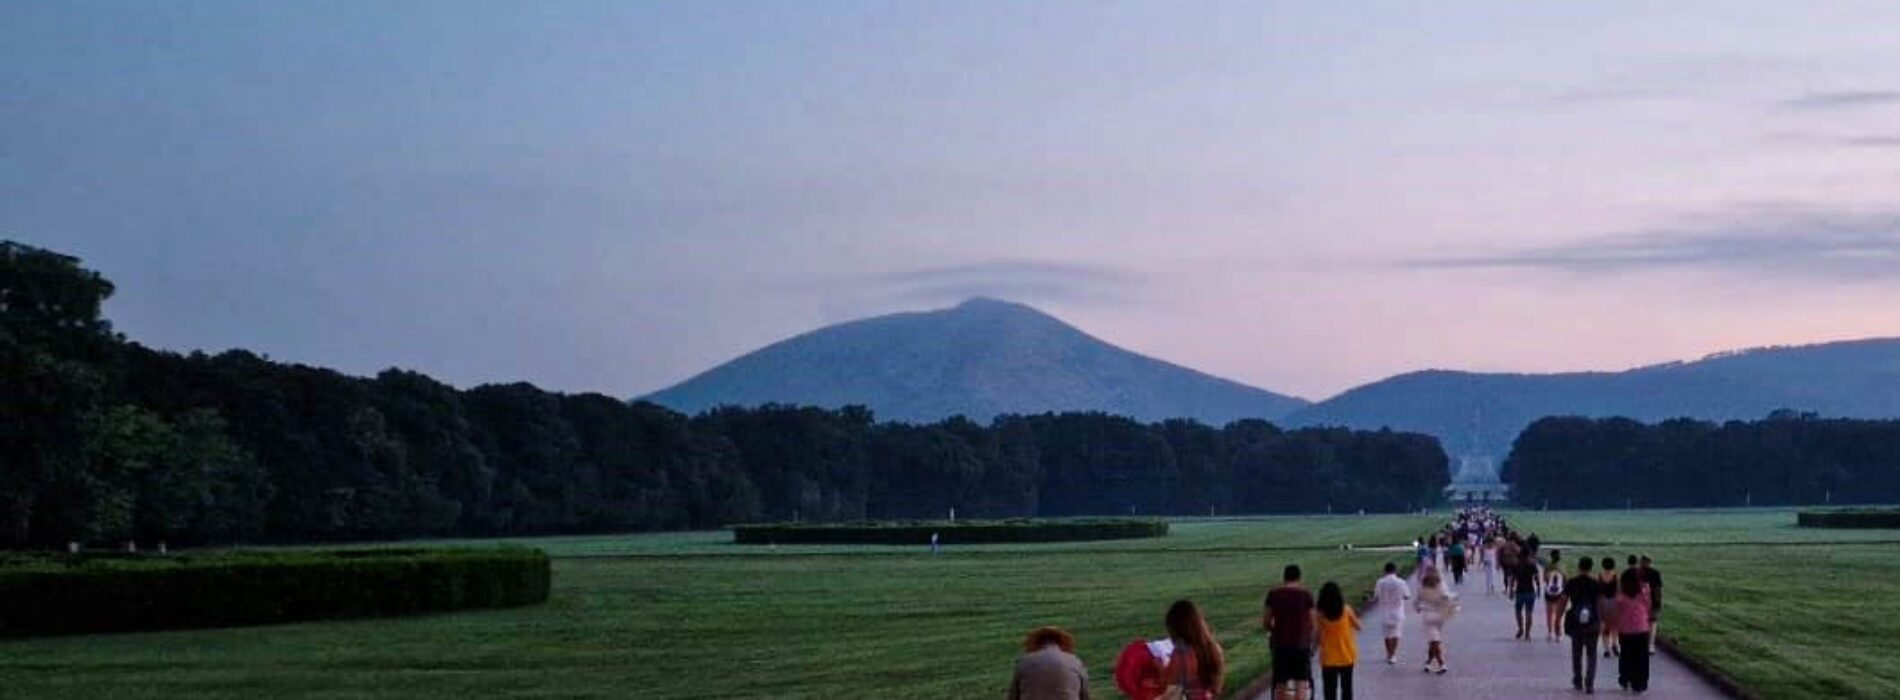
[1503, 412, 1900, 509]
[1, 241, 1452, 548]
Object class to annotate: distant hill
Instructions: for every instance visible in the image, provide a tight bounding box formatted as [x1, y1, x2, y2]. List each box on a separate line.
[645, 298, 1310, 424]
[1284, 337, 1900, 477]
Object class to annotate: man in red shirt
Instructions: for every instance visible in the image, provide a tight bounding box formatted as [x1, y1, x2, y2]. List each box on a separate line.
[1264, 564, 1317, 700]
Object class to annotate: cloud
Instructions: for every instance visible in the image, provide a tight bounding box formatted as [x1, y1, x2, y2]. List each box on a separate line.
[866, 259, 1144, 307]
[1403, 209, 1900, 281]
[1843, 135, 1900, 148]
[1782, 90, 1900, 109]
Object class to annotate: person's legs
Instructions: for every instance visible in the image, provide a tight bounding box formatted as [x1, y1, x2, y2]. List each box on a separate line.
[1571, 632, 1598, 690]
[1627, 633, 1651, 690]
[1340, 665, 1353, 700]
[1617, 634, 1637, 688]
[1580, 635, 1596, 688]
[1383, 634, 1399, 663]
[1650, 609, 1661, 655]
[1321, 667, 1337, 700]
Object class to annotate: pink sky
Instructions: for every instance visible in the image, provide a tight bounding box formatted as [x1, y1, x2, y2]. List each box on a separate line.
[8, 2, 1900, 400]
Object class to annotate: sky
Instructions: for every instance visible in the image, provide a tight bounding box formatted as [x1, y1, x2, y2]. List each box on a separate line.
[5, 1, 1900, 401]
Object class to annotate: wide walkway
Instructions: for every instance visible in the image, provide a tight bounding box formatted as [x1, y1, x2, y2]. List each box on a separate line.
[1245, 568, 1729, 699]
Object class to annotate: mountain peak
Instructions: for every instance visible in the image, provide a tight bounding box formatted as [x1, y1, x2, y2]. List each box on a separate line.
[645, 301, 1308, 424]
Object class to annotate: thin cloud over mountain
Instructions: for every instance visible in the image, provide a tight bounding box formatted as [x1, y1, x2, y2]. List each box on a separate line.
[865, 259, 1143, 308]
[1782, 89, 1900, 109]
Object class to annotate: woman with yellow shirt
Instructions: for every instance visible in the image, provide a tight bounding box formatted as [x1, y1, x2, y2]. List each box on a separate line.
[1315, 582, 1361, 700]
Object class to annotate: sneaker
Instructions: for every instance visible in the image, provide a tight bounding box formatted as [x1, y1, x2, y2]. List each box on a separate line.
[1435, 666, 1449, 675]
[1422, 665, 1433, 674]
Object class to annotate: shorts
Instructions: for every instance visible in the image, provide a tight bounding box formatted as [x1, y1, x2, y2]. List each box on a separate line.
[1515, 592, 1537, 615]
[1423, 619, 1447, 643]
[1544, 594, 1565, 604]
[1381, 612, 1405, 639]
[1271, 646, 1313, 684]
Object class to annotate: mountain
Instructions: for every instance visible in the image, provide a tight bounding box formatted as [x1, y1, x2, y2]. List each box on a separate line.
[1284, 337, 1900, 479]
[645, 298, 1309, 424]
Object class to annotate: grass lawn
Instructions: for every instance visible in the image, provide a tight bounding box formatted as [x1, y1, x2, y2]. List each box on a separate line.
[1512, 509, 1900, 700]
[0, 515, 1435, 699]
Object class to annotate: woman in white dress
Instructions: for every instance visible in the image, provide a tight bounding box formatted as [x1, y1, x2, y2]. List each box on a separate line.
[1414, 571, 1460, 675]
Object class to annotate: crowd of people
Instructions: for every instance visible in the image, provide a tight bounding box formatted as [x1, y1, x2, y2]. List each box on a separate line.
[1005, 506, 1668, 699]
[1406, 506, 1667, 694]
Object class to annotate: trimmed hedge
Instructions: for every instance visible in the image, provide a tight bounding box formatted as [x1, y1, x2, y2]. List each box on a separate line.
[1796, 509, 1900, 529]
[732, 518, 1168, 545]
[0, 547, 550, 637]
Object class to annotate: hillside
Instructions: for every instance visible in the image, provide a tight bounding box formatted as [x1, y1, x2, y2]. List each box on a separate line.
[1285, 337, 1900, 475]
[645, 298, 1309, 424]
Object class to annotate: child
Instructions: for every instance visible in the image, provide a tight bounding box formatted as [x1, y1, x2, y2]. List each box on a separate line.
[1315, 582, 1361, 700]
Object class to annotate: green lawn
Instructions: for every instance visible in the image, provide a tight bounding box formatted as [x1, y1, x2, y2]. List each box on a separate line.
[1508, 507, 1900, 546]
[0, 515, 1435, 699]
[1512, 509, 1900, 700]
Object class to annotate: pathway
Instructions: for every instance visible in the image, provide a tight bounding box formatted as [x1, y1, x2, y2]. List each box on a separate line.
[1241, 570, 1730, 699]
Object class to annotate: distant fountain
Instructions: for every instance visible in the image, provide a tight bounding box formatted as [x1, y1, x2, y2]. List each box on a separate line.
[1453, 453, 1498, 484]
[1445, 406, 1510, 503]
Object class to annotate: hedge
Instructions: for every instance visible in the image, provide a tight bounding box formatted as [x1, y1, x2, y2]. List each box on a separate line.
[1796, 509, 1900, 529]
[732, 518, 1168, 545]
[0, 547, 550, 637]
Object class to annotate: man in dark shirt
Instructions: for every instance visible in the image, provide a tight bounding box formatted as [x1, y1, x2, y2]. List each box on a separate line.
[1512, 559, 1540, 640]
[1564, 558, 1604, 692]
[1264, 564, 1316, 699]
[1641, 555, 1664, 654]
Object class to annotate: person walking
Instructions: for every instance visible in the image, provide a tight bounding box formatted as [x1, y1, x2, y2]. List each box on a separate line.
[1482, 534, 1500, 595]
[1640, 554, 1664, 655]
[1315, 582, 1360, 700]
[1372, 562, 1411, 664]
[1008, 627, 1090, 700]
[1447, 539, 1467, 586]
[1511, 558, 1539, 640]
[1598, 557, 1620, 658]
[1264, 565, 1317, 699]
[1414, 571, 1459, 674]
[1543, 550, 1567, 642]
[1161, 600, 1226, 700]
[1615, 569, 1653, 692]
[1564, 558, 1604, 694]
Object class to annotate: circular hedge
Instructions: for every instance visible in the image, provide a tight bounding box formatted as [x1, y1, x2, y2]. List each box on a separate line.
[732, 518, 1168, 545]
[1796, 508, 1900, 529]
[0, 547, 550, 637]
